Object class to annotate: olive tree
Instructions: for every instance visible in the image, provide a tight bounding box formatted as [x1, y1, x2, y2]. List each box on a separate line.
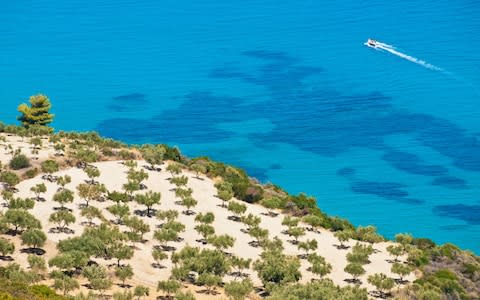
[115, 264, 134, 287]
[368, 273, 395, 297]
[83, 264, 113, 296]
[307, 253, 332, 279]
[157, 280, 181, 298]
[21, 228, 47, 250]
[344, 262, 365, 283]
[49, 210, 76, 232]
[152, 248, 168, 268]
[30, 183, 47, 201]
[225, 278, 253, 300]
[135, 191, 161, 217]
[0, 237, 15, 258]
[53, 188, 74, 210]
[391, 262, 413, 283]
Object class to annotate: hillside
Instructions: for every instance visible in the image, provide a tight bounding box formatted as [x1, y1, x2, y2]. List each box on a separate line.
[0, 126, 479, 300]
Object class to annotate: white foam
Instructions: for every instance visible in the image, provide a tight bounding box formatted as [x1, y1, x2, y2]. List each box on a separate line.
[366, 40, 442, 71]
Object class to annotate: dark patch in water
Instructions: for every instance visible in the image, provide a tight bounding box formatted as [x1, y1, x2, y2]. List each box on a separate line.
[270, 164, 282, 170]
[382, 150, 448, 177]
[337, 167, 355, 177]
[108, 93, 148, 112]
[431, 176, 468, 190]
[242, 166, 269, 182]
[98, 92, 245, 144]
[433, 204, 480, 224]
[97, 50, 480, 182]
[350, 180, 423, 204]
[439, 224, 470, 231]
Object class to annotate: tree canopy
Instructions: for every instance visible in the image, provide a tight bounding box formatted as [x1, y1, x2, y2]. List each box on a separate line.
[17, 94, 54, 128]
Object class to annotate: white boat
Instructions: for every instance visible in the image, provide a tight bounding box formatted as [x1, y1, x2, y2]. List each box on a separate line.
[365, 38, 378, 48]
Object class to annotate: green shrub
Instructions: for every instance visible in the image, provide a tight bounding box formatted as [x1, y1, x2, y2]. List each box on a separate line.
[415, 269, 466, 297]
[461, 262, 480, 278]
[413, 238, 436, 250]
[163, 145, 182, 162]
[101, 147, 114, 156]
[29, 285, 66, 300]
[118, 149, 136, 160]
[0, 122, 5, 133]
[9, 154, 30, 170]
[0, 292, 16, 300]
[74, 148, 97, 163]
[327, 216, 355, 231]
[3, 125, 20, 135]
[288, 193, 317, 210]
[24, 168, 39, 179]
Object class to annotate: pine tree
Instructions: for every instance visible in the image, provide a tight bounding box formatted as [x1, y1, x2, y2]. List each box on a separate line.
[17, 94, 54, 127]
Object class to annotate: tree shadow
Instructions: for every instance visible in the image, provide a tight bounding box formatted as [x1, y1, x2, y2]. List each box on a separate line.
[143, 165, 162, 172]
[182, 210, 196, 216]
[196, 288, 220, 295]
[0, 255, 14, 261]
[41, 175, 58, 182]
[394, 278, 409, 285]
[229, 271, 250, 279]
[333, 244, 350, 250]
[154, 245, 177, 252]
[117, 283, 133, 289]
[196, 239, 208, 245]
[227, 215, 241, 222]
[305, 227, 321, 234]
[5, 229, 20, 236]
[344, 278, 362, 285]
[254, 286, 269, 298]
[49, 227, 75, 234]
[261, 212, 279, 217]
[53, 206, 73, 212]
[80, 221, 97, 227]
[248, 241, 261, 248]
[134, 209, 157, 218]
[369, 290, 392, 299]
[20, 247, 46, 256]
[151, 263, 167, 269]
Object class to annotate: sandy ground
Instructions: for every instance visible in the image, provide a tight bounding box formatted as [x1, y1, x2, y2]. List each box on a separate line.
[0, 133, 56, 165]
[0, 135, 415, 298]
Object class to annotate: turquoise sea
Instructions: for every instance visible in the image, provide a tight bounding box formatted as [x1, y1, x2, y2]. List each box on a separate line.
[1, 1, 479, 252]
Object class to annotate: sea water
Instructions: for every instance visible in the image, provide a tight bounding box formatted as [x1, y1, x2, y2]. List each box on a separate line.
[1, 0, 479, 252]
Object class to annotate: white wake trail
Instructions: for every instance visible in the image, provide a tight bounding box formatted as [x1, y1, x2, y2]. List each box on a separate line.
[374, 42, 443, 71]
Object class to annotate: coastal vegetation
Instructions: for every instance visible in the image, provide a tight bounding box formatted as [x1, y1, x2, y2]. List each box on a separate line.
[0, 97, 479, 299]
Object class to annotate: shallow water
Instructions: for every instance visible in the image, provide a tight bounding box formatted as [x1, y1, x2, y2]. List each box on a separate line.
[1, 0, 479, 252]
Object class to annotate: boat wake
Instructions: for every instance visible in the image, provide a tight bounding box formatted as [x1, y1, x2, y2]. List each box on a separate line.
[366, 40, 443, 72]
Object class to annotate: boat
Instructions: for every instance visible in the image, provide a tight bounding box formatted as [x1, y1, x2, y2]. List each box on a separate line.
[366, 38, 377, 47]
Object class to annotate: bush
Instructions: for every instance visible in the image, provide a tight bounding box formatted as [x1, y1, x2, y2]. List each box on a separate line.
[101, 147, 114, 157]
[163, 145, 182, 162]
[74, 148, 97, 163]
[118, 149, 136, 160]
[0, 122, 5, 133]
[413, 238, 436, 250]
[29, 285, 66, 300]
[415, 269, 466, 297]
[24, 168, 39, 179]
[9, 154, 30, 170]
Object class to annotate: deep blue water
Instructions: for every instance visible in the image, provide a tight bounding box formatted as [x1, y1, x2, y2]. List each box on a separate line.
[1, 0, 479, 252]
